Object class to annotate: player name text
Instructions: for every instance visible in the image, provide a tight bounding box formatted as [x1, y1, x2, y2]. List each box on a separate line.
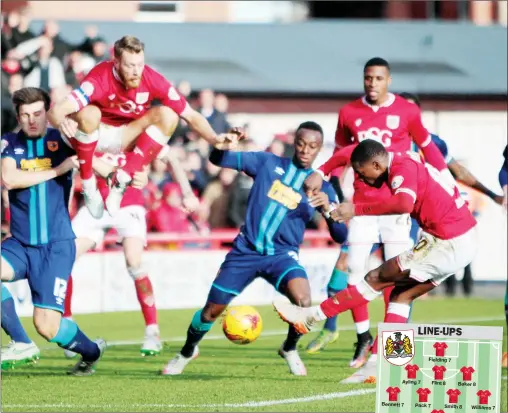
[458, 381, 476, 387]
[445, 404, 463, 409]
[428, 357, 449, 363]
[470, 406, 493, 410]
[432, 380, 446, 385]
[418, 326, 462, 336]
[381, 402, 403, 407]
[402, 380, 419, 385]
[415, 403, 431, 408]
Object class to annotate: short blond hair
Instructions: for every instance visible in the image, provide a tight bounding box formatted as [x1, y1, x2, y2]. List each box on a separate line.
[114, 35, 144, 59]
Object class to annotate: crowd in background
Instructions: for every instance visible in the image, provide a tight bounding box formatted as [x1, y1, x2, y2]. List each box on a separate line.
[1, 9, 320, 239]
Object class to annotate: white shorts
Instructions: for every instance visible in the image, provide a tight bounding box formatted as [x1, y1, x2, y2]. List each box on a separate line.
[397, 226, 478, 286]
[96, 123, 126, 154]
[72, 205, 147, 247]
[347, 214, 411, 245]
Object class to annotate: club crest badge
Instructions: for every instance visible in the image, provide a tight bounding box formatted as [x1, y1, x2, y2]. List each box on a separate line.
[47, 141, 59, 152]
[386, 115, 400, 130]
[383, 330, 415, 366]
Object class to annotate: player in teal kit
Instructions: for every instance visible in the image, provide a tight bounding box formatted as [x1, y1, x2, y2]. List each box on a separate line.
[161, 121, 348, 376]
[1, 87, 105, 375]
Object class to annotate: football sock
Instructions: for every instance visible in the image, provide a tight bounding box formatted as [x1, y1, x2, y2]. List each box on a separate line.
[323, 269, 348, 332]
[283, 326, 302, 352]
[1, 284, 32, 344]
[383, 285, 394, 314]
[134, 276, 158, 326]
[180, 309, 213, 358]
[122, 126, 167, 178]
[371, 302, 410, 355]
[63, 274, 73, 318]
[320, 280, 381, 318]
[49, 317, 100, 362]
[71, 130, 99, 182]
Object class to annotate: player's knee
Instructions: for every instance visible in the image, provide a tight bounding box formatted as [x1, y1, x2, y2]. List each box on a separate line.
[127, 265, 146, 281]
[33, 312, 61, 341]
[202, 302, 226, 323]
[73, 105, 101, 134]
[148, 106, 178, 129]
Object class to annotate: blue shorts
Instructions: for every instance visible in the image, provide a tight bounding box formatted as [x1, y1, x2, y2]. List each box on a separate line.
[1, 238, 76, 313]
[209, 247, 307, 305]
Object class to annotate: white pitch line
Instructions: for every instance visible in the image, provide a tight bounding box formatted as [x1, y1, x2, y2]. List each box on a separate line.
[41, 314, 506, 351]
[2, 388, 377, 410]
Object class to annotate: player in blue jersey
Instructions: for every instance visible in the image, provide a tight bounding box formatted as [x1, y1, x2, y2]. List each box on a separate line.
[161, 121, 348, 376]
[1, 87, 106, 375]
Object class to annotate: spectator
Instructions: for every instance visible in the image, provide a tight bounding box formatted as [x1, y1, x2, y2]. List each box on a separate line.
[215, 93, 229, 114]
[64, 48, 95, 88]
[177, 80, 192, 99]
[148, 183, 193, 233]
[198, 88, 230, 134]
[200, 168, 238, 229]
[41, 20, 71, 61]
[23, 37, 66, 92]
[267, 138, 286, 157]
[5, 9, 35, 50]
[1, 71, 23, 134]
[185, 150, 209, 195]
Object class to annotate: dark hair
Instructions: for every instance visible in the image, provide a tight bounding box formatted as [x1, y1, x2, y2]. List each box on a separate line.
[399, 92, 421, 107]
[364, 57, 390, 72]
[12, 87, 51, 115]
[351, 139, 387, 165]
[295, 121, 323, 137]
[114, 35, 144, 58]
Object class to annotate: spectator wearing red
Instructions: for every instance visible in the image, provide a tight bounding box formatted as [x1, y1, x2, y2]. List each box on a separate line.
[148, 183, 192, 233]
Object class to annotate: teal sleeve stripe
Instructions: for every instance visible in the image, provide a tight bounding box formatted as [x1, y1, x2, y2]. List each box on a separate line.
[275, 266, 306, 291]
[212, 283, 240, 297]
[236, 152, 242, 171]
[190, 309, 214, 332]
[1, 284, 13, 301]
[50, 317, 78, 346]
[36, 138, 48, 244]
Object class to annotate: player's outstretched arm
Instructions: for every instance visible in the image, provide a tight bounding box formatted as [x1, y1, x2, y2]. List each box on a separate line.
[1, 156, 77, 190]
[47, 97, 79, 129]
[179, 106, 221, 145]
[308, 190, 348, 244]
[448, 160, 503, 204]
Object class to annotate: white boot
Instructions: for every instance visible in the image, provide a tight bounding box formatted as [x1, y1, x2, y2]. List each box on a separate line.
[340, 355, 377, 384]
[1, 341, 40, 369]
[161, 346, 199, 376]
[141, 324, 162, 356]
[278, 344, 307, 376]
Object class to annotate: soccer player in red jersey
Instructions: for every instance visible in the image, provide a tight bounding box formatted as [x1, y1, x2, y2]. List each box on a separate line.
[304, 57, 450, 368]
[62, 146, 198, 358]
[48, 35, 240, 219]
[274, 139, 478, 384]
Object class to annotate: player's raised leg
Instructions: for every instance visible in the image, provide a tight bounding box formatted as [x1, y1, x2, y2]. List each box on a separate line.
[1, 283, 40, 369]
[306, 246, 348, 354]
[122, 236, 161, 356]
[107, 106, 179, 215]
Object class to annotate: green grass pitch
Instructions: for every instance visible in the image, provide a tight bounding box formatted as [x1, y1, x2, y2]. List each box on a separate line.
[2, 297, 507, 412]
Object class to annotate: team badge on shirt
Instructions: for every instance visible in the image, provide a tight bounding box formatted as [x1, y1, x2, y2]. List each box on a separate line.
[383, 330, 415, 366]
[168, 86, 180, 101]
[47, 141, 59, 152]
[80, 81, 94, 96]
[391, 175, 404, 189]
[386, 115, 400, 130]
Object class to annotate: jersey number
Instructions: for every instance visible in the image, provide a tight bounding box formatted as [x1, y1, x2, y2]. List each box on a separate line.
[53, 277, 68, 306]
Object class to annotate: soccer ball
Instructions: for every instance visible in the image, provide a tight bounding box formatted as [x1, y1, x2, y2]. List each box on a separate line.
[222, 305, 263, 345]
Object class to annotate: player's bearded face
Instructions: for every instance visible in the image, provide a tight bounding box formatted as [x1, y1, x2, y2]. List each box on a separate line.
[116, 51, 145, 88]
[363, 66, 391, 104]
[17, 101, 47, 138]
[353, 161, 387, 188]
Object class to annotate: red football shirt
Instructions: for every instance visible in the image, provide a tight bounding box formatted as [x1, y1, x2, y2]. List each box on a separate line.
[386, 154, 477, 240]
[460, 366, 475, 381]
[405, 364, 420, 379]
[416, 387, 431, 402]
[432, 365, 447, 380]
[431, 410, 445, 413]
[446, 388, 461, 404]
[477, 390, 491, 405]
[434, 342, 448, 357]
[332, 93, 431, 203]
[70, 61, 189, 126]
[386, 387, 401, 402]
[95, 152, 145, 208]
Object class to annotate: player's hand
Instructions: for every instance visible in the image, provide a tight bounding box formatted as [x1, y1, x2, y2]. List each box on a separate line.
[229, 127, 247, 141]
[131, 169, 149, 190]
[182, 192, 200, 213]
[331, 202, 355, 223]
[56, 155, 79, 176]
[214, 133, 240, 150]
[304, 172, 324, 197]
[59, 118, 78, 139]
[308, 192, 329, 210]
